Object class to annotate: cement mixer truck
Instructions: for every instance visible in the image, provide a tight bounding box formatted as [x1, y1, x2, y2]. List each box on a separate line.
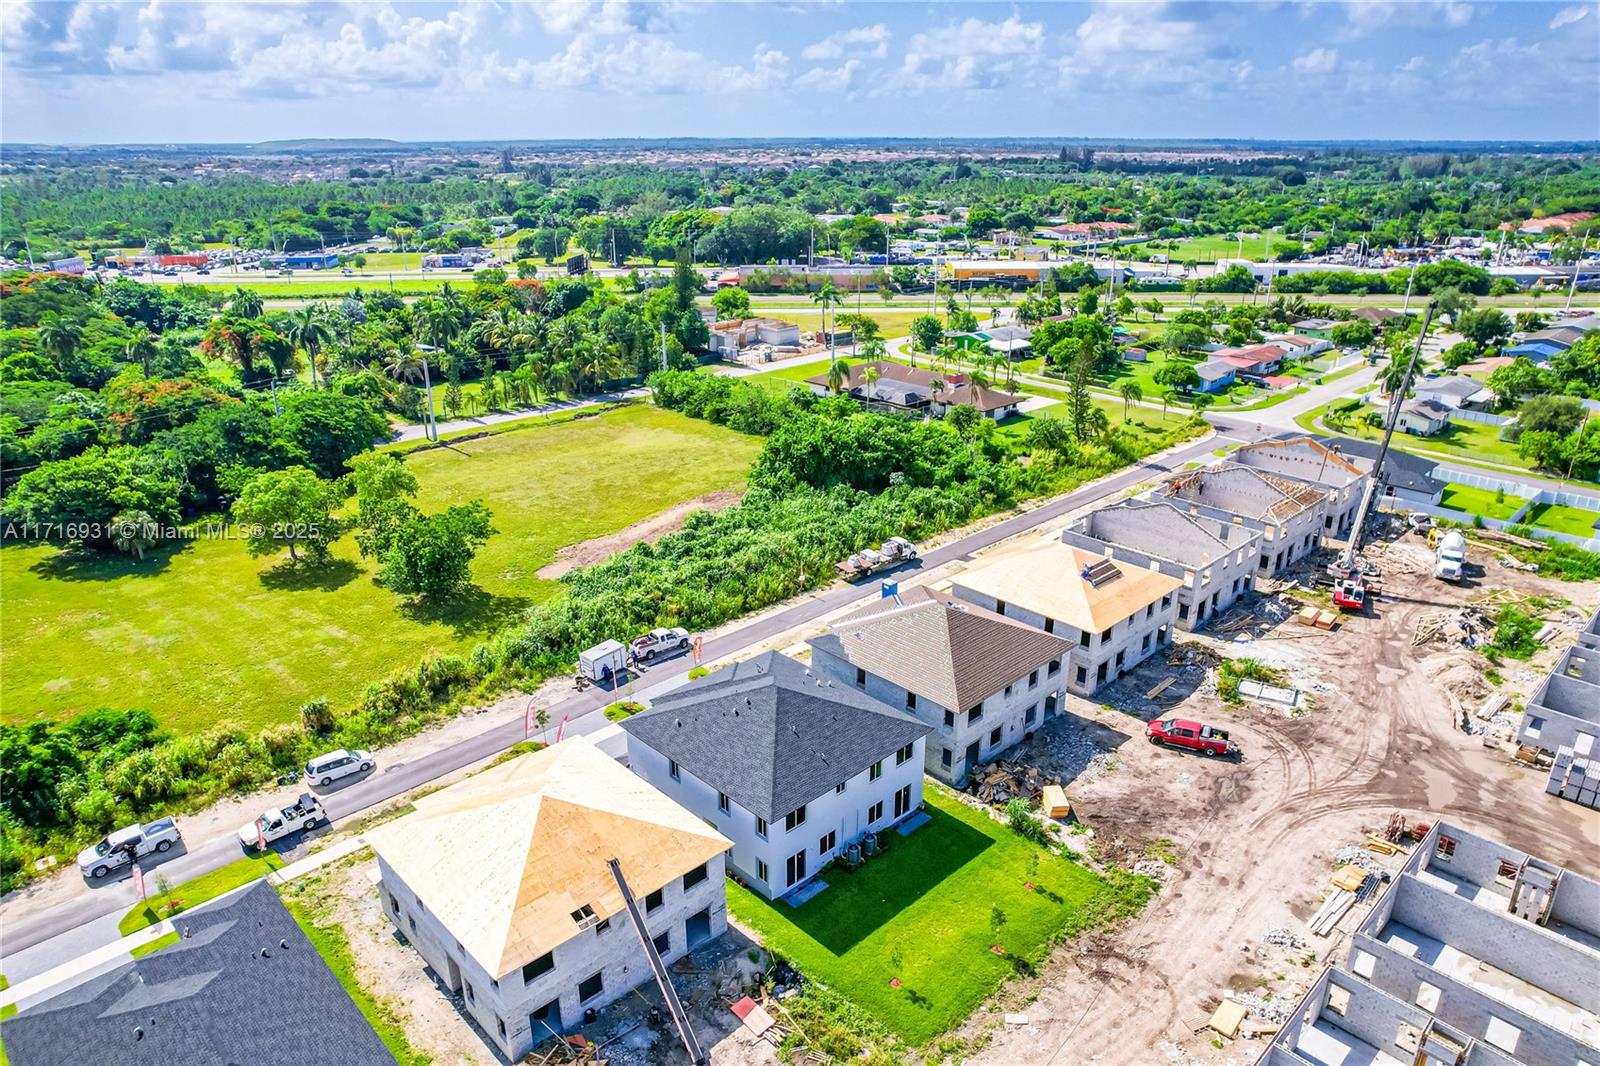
[1433, 530, 1466, 582]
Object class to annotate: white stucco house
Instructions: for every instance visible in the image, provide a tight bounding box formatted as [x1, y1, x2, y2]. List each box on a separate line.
[807, 585, 1076, 786]
[365, 736, 731, 1061]
[620, 651, 931, 901]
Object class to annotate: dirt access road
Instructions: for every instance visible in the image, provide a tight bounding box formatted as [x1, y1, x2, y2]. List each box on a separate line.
[970, 556, 1599, 1066]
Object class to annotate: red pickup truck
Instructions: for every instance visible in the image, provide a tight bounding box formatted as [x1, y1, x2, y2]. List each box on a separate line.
[1146, 718, 1240, 758]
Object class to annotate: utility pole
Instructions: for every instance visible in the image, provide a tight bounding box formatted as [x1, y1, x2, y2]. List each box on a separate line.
[1565, 236, 1588, 314]
[421, 356, 439, 441]
[1401, 261, 1417, 313]
[607, 859, 706, 1065]
[269, 376, 283, 415]
[1341, 301, 1436, 568]
[660, 319, 668, 372]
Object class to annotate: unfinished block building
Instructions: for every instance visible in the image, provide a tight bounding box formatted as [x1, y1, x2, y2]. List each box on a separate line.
[1150, 465, 1331, 576]
[1261, 820, 1600, 1066]
[1061, 500, 1263, 630]
[1516, 608, 1600, 809]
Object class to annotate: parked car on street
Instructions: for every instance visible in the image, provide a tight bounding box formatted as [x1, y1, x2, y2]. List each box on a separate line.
[237, 794, 327, 851]
[78, 819, 182, 878]
[1146, 718, 1240, 757]
[631, 626, 690, 661]
[306, 748, 373, 787]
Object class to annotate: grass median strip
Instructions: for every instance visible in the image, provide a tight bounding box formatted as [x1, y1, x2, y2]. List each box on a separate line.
[118, 852, 286, 935]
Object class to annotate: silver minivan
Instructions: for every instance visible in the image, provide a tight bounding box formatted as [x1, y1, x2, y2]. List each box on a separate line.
[306, 748, 374, 787]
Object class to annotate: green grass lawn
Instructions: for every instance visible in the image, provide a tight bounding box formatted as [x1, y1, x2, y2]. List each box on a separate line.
[1133, 234, 1274, 262]
[1525, 502, 1600, 538]
[728, 788, 1113, 1044]
[3, 406, 761, 734]
[1439, 484, 1525, 521]
[120, 852, 287, 934]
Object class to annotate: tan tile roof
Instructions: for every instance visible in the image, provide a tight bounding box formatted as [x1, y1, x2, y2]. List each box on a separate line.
[365, 736, 729, 979]
[810, 585, 1075, 711]
[952, 540, 1182, 634]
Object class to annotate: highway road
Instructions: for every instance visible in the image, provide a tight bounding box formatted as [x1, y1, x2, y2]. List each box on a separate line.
[0, 414, 1272, 964]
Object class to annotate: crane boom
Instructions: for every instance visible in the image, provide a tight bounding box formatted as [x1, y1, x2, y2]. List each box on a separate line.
[607, 857, 707, 1065]
[1341, 301, 1437, 568]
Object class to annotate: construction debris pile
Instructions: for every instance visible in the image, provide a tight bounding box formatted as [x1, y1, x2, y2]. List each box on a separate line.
[1412, 607, 1494, 649]
[967, 760, 1060, 807]
[1262, 928, 1306, 951]
[1210, 595, 1296, 642]
[1229, 991, 1294, 1026]
[1332, 846, 1386, 878]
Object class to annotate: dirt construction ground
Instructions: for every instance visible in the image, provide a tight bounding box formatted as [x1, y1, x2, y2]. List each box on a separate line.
[963, 538, 1600, 1066]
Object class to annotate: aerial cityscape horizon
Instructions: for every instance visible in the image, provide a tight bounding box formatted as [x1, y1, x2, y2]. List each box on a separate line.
[2, 3, 1598, 1066]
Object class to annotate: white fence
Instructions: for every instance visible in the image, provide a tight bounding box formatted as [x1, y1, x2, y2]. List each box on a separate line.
[1427, 466, 1600, 551]
[1446, 408, 1513, 427]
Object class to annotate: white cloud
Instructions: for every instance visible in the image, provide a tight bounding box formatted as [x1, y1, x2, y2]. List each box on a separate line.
[1338, 0, 1475, 38]
[900, 15, 1044, 89]
[801, 23, 889, 61]
[1292, 46, 1339, 75]
[1549, 5, 1592, 29]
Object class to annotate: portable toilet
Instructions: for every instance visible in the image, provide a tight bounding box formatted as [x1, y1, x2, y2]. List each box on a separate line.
[578, 639, 626, 683]
[880, 578, 899, 599]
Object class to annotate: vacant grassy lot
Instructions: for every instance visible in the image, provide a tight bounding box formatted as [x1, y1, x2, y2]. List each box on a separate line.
[1526, 502, 1600, 538]
[1133, 234, 1274, 262]
[1439, 484, 1524, 521]
[728, 788, 1113, 1044]
[2, 406, 760, 733]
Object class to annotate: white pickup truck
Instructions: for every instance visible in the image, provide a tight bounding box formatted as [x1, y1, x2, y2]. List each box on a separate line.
[78, 819, 182, 879]
[630, 626, 690, 661]
[237, 794, 328, 852]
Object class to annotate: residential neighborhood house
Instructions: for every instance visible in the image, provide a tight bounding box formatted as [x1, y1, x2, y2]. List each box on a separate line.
[364, 736, 732, 1061]
[806, 360, 1023, 420]
[808, 585, 1075, 786]
[620, 651, 931, 901]
[1195, 358, 1238, 393]
[949, 539, 1183, 694]
[1413, 374, 1494, 411]
[1396, 397, 1453, 436]
[1061, 499, 1263, 630]
[1313, 435, 1445, 507]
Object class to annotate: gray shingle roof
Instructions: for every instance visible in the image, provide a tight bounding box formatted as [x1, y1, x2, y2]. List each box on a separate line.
[808, 586, 1074, 713]
[1313, 436, 1443, 497]
[621, 651, 931, 822]
[0, 882, 396, 1066]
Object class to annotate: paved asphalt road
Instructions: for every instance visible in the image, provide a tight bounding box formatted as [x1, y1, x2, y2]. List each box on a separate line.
[0, 414, 1271, 962]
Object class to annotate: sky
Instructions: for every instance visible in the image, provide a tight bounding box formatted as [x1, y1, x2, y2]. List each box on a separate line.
[2, 1, 1597, 145]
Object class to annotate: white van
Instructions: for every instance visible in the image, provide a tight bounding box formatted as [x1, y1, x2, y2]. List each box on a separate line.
[306, 748, 374, 787]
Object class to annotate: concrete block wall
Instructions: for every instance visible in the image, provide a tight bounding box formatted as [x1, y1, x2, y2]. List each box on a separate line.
[378, 854, 727, 1061]
[1349, 927, 1595, 1066]
[1387, 874, 1599, 1013]
[809, 646, 1061, 786]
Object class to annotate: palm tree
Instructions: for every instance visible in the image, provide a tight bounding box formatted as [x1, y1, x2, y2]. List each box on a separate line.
[826, 358, 851, 395]
[383, 348, 426, 384]
[37, 313, 83, 365]
[285, 306, 331, 389]
[811, 282, 845, 365]
[1119, 381, 1144, 420]
[1378, 358, 1410, 397]
[1160, 388, 1175, 419]
[861, 365, 880, 409]
[123, 329, 156, 377]
[230, 287, 263, 319]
